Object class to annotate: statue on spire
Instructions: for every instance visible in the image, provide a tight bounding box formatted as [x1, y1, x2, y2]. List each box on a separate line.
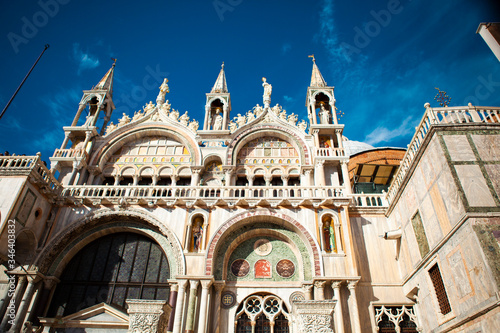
[156, 78, 170, 105]
[262, 77, 272, 108]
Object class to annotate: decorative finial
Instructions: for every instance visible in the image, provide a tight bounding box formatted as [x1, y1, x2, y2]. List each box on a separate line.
[111, 57, 117, 67]
[434, 87, 451, 107]
[222, 62, 224, 69]
[308, 54, 315, 62]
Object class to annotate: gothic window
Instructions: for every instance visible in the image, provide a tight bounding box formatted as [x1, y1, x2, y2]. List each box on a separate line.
[429, 264, 452, 315]
[48, 232, 170, 317]
[189, 216, 205, 252]
[374, 306, 418, 333]
[235, 295, 290, 333]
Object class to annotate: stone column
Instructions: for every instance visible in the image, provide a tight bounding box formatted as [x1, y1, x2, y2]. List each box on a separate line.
[173, 279, 188, 333]
[315, 161, 326, 187]
[335, 223, 344, 254]
[197, 280, 213, 333]
[330, 102, 338, 125]
[9, 275, 39, 332]
[222, 105, 228, 130]
[248, 175, 254, 187]
[314, 280, 326, 300]
[335, 129, 343, 149]
[71, 103, 86, 126]
[303, 169, 312, 186]
[340, 161, 351, 194]
[281, 175, 289, 186]
[60, 133, 70, 149]
[204, 106, 210, 130]
[302, 284, 313, 301]
[172, 175, 179, 186]
[224, 168, 233, 186]
[126, 299, 172, 333]
[184, 280, 199, 333]
[191, 168, 201, 186]
[0, 276, 27, 332]
[167, 283, 179, 333]
[348, 281, 361, 333]
[331, 281, 345, 333]
[212, 283, 225, 333]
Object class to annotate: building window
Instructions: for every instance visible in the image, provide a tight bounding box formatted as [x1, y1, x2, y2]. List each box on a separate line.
[429, 264, 452, 315]
[48, 232, 170, 316]
[235, 295, 289, 333]
[374, 306, 418, 333]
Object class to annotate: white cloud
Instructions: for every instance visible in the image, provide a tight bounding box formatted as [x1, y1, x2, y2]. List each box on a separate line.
[73, 43, 100, 75]
[364, 116, 416, 146]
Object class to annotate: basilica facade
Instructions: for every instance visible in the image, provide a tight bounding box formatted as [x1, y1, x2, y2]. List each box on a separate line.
[0, 59, 499, 333]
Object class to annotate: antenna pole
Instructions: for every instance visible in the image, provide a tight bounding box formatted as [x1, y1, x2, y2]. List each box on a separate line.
[0, 44, 50, 121]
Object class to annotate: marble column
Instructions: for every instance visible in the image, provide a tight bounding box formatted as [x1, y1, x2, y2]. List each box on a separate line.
[167, 283, 179, 333]
[9, 275, 39, 332]
[331, 281, 345, 333]
[184, 280, 199, 333]
[0, 276, 27, 332]
[341, 161, 351, 194]
[302, 284, 313, 301]
[313, 280, 326, 300]
[172, 279, 188, 333]
[315, 161, 326, 187]
[348, 281, 361, 333]
[212, 283, 225, 333]
[197, 280, 213, 333]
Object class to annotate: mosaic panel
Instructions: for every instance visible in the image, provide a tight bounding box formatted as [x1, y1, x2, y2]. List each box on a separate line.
[236, 136, 299, 165]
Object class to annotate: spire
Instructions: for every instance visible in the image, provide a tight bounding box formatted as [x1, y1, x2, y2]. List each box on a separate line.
[94, 59, 116, 93]
[211, 62, 228, 93]
[309, 55, 327, 87]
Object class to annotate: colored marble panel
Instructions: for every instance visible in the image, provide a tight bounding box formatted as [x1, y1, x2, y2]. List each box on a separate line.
[231, 259, 250, 277]
[276, 259, 295, 278]
[255, 259, 272, 278]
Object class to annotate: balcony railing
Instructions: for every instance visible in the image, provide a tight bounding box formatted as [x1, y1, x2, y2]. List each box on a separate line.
[52, 148, 88, 160]
[387, 104, 500, 204]
[316, 147, 345, 157]
[60, 184, 350, 206]
[351, 193, 388, 208]
[0, 155, 60, 191]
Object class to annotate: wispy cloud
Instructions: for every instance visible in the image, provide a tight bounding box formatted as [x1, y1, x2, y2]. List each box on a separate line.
[281, 43, 291, 55]
[364, 115, 416, 146]
[73, 43, 100, 75]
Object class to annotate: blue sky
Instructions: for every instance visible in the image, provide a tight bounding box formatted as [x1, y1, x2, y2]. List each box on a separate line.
[1, 0, 499, 162]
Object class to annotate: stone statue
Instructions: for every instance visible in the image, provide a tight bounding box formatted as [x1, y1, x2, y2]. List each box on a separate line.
[169, 109, 179, 121]
[156, 78, 169, 105]
[160, 99, 171, 113]
[288, 113, 298, 125]
[132, 110, 143, 121]
[279, 109, 287, 121]
[324, 219, 336, 252]
[179, 111, 190, 126]
[236, 114, 246, 127]
[246, 110, 255, 123]
[144, 101, 155, 113]
[271, 104, 281, 116]
[229, 121, 237, 133]
[298, 120, 307, 132]
[118, 113, 131, 126]
[192, 217, 204, 252]
[254, 104, 264, 117]
[105, 122, 117, 135]
[189, 119, 199, 132]
[213, 114, 223, 130]
[319, 103, 331, 124]
[262, 77, 272, 98]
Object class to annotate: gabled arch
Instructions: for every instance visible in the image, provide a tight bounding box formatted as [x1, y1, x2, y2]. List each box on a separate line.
[89, 125, 201, 168]
[227, 126, 312, 166]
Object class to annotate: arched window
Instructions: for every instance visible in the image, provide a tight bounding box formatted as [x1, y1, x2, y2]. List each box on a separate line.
[235, 295, 290, 333]
[375, 306, 418, 333]
[48, 232, 170, 316]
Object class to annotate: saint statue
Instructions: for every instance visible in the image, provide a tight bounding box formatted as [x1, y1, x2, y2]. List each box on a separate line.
[213, 114, 223, 130]
[262, 77, 272, 105]
[179, 111, 190, 126]
[192, 217, 204, 252]
[319, 103, 331, 124]
[323, 218, 336, 253]
[156, 78, 169, 104]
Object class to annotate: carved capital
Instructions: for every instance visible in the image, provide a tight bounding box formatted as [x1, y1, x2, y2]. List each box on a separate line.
[331, 281, 342, 290]
[127, 299, 171, 333]
[314, 280, 327, 289]
[200, 279, 213, 289]
[302, 284, 313, 293]
[214, 282, 225, 293]
[347, 280, 358, 290]
[189, 280, 200, 290]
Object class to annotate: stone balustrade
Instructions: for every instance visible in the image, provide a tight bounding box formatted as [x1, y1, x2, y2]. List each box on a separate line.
[316, 147, 345, 157]
[0, 155, 60, 191]
[387, 104, 500, 204]
[52, 148, 89, 160]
